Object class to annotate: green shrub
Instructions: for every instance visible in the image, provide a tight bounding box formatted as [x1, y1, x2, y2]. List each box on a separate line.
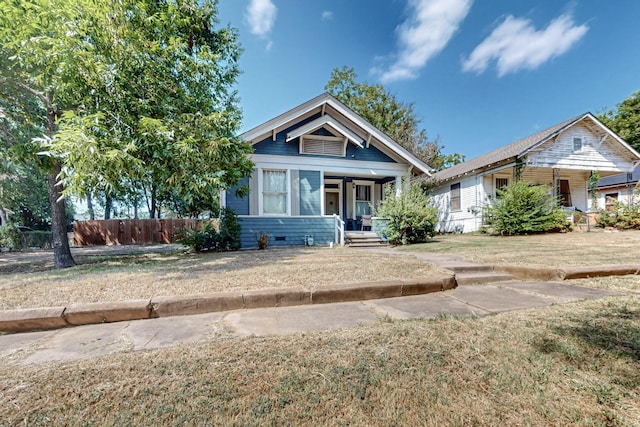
[0, 225, 23, 251]
[374, 181, 437, 245]
[485, 181, 570, 235]
[179, 208, 241, 252]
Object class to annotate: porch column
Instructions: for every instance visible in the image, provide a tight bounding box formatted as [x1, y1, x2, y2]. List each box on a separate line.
[395, 176, 403, 198]
[553, 168, 560, 199]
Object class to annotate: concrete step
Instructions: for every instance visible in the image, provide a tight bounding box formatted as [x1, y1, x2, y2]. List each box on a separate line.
[439, 263, 494, 274]
[347, 241, 389, 248]
[454, 271, 516, 286]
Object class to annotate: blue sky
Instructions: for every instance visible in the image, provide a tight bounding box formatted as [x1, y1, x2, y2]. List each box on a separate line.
[217, 0, 640, 162]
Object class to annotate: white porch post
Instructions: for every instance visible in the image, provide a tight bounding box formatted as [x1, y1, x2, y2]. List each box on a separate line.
[395, 176, 403, 198]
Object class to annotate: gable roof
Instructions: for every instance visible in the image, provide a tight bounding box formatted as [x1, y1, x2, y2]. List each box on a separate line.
[434, 113, 640, 182]
[240, 93, 432, 176]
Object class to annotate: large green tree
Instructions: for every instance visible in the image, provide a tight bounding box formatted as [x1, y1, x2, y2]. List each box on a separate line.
[325, 66, 463, 171]
[49, 0, 254, 219]
[1, 0, 253, 267]
[598, 90, 640, 151]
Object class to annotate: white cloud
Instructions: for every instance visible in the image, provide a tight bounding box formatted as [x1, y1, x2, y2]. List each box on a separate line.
[322, 10, 333, 21]
[373, 0, 473, 83]
[462, 13, 588, 77]
[245, 0, 277, 38]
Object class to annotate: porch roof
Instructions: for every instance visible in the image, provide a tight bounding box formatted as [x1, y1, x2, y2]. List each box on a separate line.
[433, 113, 640, 183]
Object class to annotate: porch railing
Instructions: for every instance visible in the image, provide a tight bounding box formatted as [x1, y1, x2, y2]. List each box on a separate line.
[333, 214, 345, 246]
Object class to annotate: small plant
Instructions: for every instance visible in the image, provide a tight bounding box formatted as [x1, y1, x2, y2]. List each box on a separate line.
[485, 181, 570, 235]
[178, 208, 241, 252]
[255, 231, 270, 249]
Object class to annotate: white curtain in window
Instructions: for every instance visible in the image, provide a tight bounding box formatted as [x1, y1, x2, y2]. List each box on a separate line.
[263, 170, 287, 214]
[355, 185, 371, 216]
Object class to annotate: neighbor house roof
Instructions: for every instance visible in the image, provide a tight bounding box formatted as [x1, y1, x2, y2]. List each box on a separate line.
[434, 115, 584, 182]
[433, 113, 640, 183]
[240, 93, 432, 176]
[597, 167, 640, 189]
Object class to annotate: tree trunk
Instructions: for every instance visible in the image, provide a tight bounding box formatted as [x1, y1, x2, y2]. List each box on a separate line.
[0, 207, 7, 227]
[150, 184, 157, 219]
[48, 163, 75, 268]
[87, 190, 95, 220]
[104, 196, 112, 219]
[46, 101, 74, 268]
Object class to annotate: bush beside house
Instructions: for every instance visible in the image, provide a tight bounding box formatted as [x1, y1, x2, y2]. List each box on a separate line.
[375, 181, 437, 245]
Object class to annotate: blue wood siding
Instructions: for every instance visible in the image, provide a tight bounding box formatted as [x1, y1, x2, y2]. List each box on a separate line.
[252, 113, 395, 163]
[226, 176, 249, 215]
[299, 170, 321, 215]
[238, 217, 335, 249]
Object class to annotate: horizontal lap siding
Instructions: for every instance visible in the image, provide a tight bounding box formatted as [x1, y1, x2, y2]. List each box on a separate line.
[434, 177, 480, 233]
[252, 113, 395, 163]
[238, 217, 335, 249]
[226, 176, 250, 215]
[299, 170, 321, 215]
[528, 125, 635, 172]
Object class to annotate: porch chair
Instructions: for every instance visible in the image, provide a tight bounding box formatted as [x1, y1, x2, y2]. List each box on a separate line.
[360, 215, 372, 231]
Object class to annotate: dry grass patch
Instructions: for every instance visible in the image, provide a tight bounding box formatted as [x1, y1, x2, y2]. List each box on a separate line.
[0, 247, 447, 310]
[404, 230, 640, 267]
[1, 295, 638, 426]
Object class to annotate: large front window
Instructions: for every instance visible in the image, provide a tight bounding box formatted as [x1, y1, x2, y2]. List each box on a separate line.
[263, 170, 287, 214]
[355, 184, 372, 216]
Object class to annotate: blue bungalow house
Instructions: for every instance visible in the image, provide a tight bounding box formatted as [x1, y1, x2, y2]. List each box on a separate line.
[222, 93, 432, 248]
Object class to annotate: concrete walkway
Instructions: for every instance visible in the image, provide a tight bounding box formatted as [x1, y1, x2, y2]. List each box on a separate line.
[0, 279, 620, 367]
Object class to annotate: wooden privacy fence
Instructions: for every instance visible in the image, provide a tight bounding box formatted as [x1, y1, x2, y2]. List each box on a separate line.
[73, 219, 215, 245]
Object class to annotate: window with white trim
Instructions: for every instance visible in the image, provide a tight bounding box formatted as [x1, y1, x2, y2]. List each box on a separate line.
[262, 170, 287, 215]
[450, 183, 461, 211]
[355, 184, 372, 216]
[573, 137, 583, 152]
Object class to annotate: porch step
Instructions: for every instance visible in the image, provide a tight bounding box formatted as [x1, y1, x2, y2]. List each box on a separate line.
[345, 231, 387, 247]
[454, 271, 516, 286]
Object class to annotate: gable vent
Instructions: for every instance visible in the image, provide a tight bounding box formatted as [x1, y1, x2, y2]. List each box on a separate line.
[301, 136, 345, 157]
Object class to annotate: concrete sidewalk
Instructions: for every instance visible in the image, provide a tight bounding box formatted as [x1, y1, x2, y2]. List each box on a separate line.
[0, 280, 620, 367]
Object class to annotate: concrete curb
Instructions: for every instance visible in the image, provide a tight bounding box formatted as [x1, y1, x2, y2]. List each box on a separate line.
[0, 275, 454, 334]
[497, 264, 640, 281]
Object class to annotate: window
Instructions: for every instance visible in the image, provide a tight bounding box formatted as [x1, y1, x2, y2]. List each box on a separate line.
[605, 193, 618, 212]
[573, 137, 583, 152]
[263, 170, 287, 214]
[450, 183, 461, 211]
[355, 184, 372, 216]
[495, 177, 508, 198]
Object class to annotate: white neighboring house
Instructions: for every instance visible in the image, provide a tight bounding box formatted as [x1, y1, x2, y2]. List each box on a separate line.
[592, 167, 640, 210]
[431, 113, 640, 233]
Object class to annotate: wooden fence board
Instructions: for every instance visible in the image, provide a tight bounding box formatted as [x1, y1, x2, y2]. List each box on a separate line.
[73, 219, 205, 245]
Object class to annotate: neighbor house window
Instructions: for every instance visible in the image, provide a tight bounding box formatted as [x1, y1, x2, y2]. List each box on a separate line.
[495, 177, 509, 198]
[605, 192, 618, 212]
[573, 137, 583, 152]
[450, 183, 461, 211]
[263, 170, 287, 214]
[355, 184, 372, 216]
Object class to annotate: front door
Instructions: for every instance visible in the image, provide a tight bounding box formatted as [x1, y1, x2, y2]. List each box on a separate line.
[325, 191, 339, 215]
